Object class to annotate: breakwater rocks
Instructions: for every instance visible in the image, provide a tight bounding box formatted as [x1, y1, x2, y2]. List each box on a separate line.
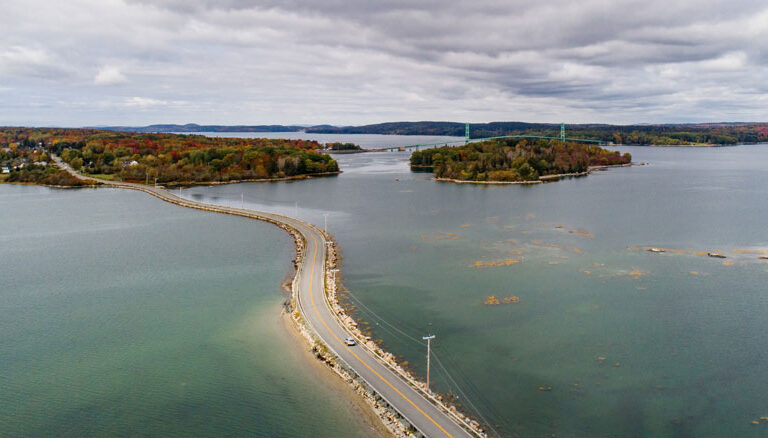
[280, 227, 414, 438]
[322, 233, 487, 437]
[287, 300, 413, 438]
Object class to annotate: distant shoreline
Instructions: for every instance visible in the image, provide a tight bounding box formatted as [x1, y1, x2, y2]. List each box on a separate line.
[85, 122, 768, 146]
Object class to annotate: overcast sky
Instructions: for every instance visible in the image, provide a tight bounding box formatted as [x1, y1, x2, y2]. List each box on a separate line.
[1, 0, 767, 126]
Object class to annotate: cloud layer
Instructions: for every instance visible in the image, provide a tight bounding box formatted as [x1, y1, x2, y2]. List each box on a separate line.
[1, 0, 766, 125]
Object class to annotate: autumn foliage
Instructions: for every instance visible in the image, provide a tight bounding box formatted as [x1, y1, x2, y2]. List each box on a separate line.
[1, 127, 340, 185]
[410, 138, 631, 182]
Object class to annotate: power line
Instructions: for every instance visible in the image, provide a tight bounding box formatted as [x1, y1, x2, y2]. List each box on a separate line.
[342, 289, 425, 346]
[432, 345, 512, 435]
[431, 351, 501, 438]
[184, 188, 502, 434]
[341, 289, 503, 436]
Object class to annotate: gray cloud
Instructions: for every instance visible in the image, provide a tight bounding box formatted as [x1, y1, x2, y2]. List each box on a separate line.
[1, 0, 767, 125]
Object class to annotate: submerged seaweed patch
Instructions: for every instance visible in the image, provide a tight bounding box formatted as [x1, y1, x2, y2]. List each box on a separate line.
[529, 240, 583, 254]
[421, 232, 461, 241]
[470, 259, 522, 268]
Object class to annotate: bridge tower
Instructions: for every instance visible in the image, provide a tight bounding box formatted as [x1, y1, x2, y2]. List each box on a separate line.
[465, 122, 470, 144]
[560, 123, 566, 142]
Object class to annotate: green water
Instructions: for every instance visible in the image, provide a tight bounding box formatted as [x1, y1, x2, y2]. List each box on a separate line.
[5, 140, 768, 437]
[0, 186, 374, 437]
[188, 143, 768, 437]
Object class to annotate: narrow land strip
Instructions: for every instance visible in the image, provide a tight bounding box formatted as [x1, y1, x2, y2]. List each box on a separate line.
[53, 156, 480, 438]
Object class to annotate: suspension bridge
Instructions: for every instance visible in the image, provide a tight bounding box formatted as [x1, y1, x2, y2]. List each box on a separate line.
[384, 123, 605, 151]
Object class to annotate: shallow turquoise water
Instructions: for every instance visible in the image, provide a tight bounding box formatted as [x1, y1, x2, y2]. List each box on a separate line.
[0, 186, 374, 437]
[188, 143, 768, 437]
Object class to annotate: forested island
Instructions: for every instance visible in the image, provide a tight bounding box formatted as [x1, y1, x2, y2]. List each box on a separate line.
[0, 128, 339, 186]
[325, 142, 363, 152]
[410, 138, 631, 183]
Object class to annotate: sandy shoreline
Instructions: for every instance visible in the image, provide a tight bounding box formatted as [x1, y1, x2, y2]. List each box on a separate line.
[277, 262, 392, 437]
[278, 309, 391, 438]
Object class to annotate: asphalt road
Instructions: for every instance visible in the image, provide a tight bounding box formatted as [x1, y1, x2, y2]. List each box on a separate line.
[54, 157, 475, 438]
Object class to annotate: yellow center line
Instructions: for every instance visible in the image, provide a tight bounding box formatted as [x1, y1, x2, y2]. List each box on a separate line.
[305, 229, 453, 438]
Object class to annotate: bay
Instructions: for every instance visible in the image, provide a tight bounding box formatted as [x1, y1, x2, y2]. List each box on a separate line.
[6, 132, 768, 437]
[177, 131, 463, 150]
[185, 138, 768, 437]
[0, 185, 376, 437]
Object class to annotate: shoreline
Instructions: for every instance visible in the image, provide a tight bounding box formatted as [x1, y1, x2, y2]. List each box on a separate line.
[0, 171, 341, 189]
[433, 162, 639, 185]
[324, 149, 380, 154]
[102, 171, 342, 188]
[0, 180, 100, 188]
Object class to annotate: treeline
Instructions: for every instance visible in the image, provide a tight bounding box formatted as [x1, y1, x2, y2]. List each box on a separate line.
[307, 121, 768, 145]
[547, 124, 768, 145]
[308, 121, 470, 136]
[55, 122, 768, 145]
[326, 142, 362, 151]
[0, 128, 339, 185]
[95, 123, 308, 133]
[410, 138, 631, 182]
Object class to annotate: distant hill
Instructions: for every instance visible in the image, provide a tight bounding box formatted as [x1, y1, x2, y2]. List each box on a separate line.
[93, 123, 306, 133]
[86, 121, 768, 145]
[305, 121, 559, 136]
[306, 121, 768, 145]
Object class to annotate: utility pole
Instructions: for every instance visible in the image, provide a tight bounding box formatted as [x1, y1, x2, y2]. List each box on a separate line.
[423, 335, 435, 390]
[323, 213, 329, 232]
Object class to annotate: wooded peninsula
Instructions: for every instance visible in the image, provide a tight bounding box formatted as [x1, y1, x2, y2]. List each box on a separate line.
[0, 128, 340, 186]
[410, 138, 631, 182]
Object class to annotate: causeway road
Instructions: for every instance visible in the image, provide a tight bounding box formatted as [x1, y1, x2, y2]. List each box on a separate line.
[54, 157, 475, 438]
